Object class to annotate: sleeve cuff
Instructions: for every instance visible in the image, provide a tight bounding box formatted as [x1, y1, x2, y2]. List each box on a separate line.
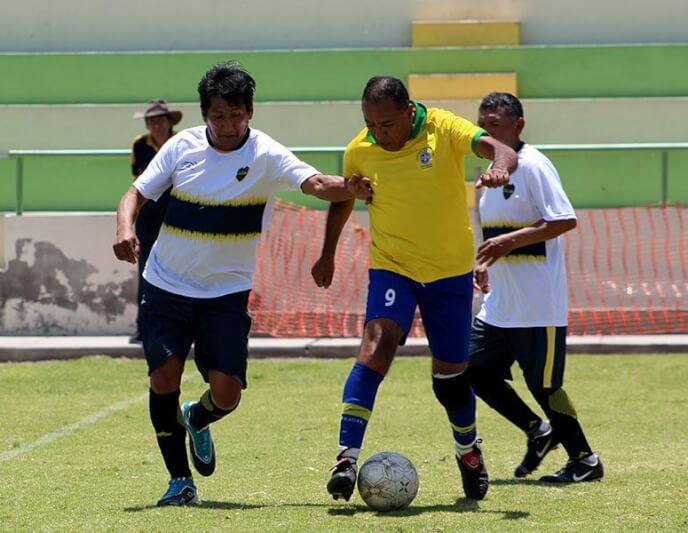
[471, 128, 486, 158]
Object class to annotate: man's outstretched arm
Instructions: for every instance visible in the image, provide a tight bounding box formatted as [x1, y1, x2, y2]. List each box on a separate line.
[475, 135, 518, 188]
[311, 198, 357, 288]
[113, 186, 147, 264]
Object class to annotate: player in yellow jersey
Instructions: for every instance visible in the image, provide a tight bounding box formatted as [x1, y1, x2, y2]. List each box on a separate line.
[312, 76, 518, 502]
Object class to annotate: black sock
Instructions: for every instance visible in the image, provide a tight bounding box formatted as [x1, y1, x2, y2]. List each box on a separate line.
[149, 389, 191, 479]
[531, 387, 593, 458]
[469, 366, 541, 434]
[189, 389, 237, 429]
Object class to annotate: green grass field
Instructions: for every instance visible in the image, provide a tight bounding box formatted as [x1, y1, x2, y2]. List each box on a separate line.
[1, 354, 686, 532]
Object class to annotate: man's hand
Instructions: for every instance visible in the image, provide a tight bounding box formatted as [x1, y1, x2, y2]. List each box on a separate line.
[473, 264, 490, 294]
[476, 235, 514, 266]
[476, 166, 510, 189]
[311, 255, 336, 288]
[113, 227, 140, 264]
[346, 173, 374, 204]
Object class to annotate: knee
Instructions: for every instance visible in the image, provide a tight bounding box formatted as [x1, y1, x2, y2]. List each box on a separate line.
[210, 380, 242, 411]
[150, 366, 182, 394]
[357, 319, 403, 375]
[432, 371, 471, 409]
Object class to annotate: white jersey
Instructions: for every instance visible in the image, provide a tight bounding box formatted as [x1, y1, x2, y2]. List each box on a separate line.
[477, 143, 576, 327]
[133, 126, 317, 298]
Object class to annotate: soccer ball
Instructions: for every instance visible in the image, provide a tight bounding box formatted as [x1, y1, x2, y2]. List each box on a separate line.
[357, 451, 419, 511]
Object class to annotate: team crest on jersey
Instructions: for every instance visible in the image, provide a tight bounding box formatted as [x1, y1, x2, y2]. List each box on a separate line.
[502, 183, 515, 199]
[235, 166, 250, 181]
[417, 147, 434, 169]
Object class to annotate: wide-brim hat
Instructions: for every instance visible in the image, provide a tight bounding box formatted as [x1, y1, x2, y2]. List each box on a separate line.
[133, 99, 183, 125]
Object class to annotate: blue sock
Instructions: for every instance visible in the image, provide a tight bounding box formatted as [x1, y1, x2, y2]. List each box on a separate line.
[433, 373, 478, 450]
[448, 387, 477, 448]
[338, 363, 384, 456]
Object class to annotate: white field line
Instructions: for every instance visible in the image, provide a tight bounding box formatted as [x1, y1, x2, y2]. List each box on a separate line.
[0, 375, 196, 463]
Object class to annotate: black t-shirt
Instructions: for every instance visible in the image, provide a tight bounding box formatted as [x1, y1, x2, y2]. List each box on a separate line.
[131, 134, 172, 239]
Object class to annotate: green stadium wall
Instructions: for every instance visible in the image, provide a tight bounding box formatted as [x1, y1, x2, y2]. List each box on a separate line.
[2, 44, 688, 104]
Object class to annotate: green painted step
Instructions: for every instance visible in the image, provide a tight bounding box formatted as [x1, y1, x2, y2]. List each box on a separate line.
[1, 44, 687, 104]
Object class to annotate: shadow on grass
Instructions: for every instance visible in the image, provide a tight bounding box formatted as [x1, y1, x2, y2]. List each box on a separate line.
[490, 477, 564, 487]
[124, 500, 267, 512]
[124, 497, 529, 520]
[327, 499, 529, 520]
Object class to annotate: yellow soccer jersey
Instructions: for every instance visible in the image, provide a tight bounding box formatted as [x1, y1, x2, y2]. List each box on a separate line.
[344, 102, 484, 283]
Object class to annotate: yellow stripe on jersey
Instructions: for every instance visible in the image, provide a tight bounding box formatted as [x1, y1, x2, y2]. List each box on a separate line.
[481, 219, 538, 229]
[160, 224, 260, 242]
[342, 402, 372, 421]
[502, 255, 548, 263]
[344, 104, 485, 283]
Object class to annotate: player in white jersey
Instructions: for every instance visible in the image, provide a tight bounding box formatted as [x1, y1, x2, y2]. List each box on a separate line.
[468, 93, 603, 484]
[113, 62, 371, 507]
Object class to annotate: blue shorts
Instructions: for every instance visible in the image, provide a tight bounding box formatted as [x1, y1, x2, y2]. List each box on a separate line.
[140, 280, 252, 388]
[365, 269, 473, 363]
[469, 318, 567, 390]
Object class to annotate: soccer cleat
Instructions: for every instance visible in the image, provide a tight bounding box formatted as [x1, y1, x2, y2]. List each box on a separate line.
[182, 401, 216, 477]
[327, 457, 357, 501]
[156, 477, 199, 506]
[515, 423, 560, 478]
[456, 441, 489, 500]
[539, 454, 604, 483]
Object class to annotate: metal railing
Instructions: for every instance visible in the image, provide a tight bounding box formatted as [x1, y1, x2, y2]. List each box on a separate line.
[5, 143, 688, 215]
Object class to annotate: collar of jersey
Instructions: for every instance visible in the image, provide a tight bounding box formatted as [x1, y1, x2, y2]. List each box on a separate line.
[206, 127, 251, 153]
[365, 100, 427, 145]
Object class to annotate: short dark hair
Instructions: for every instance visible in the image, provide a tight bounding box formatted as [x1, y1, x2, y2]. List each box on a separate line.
[198, 62, 255, 114]
[479, 92, 524, 119]
[362, 76, 410, 110]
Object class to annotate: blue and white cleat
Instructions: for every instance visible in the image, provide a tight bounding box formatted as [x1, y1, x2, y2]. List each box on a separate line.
[182, 401, 216, 477]
[156, 477, 199, 506]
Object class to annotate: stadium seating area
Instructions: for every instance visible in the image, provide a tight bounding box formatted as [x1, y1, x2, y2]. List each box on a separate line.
[1, 6, 686, 337]
[1, 31, 688, 211]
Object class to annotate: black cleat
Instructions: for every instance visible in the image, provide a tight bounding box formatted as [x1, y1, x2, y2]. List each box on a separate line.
[327, 457, 357, 501]
[540, 454, 604, 483]
[515, 423, 560, 478]
[456, 442, 489, 500]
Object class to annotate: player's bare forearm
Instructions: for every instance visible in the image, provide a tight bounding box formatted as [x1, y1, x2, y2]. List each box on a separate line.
[475, 136, 518, 188]
[477, 218, 577, 265]
[311, 199, 355, 288]
[301, 174, 373, 203]
[113, 186, 146, 263]
[476, 136, 518, 173]
[322, 199, 355, 258]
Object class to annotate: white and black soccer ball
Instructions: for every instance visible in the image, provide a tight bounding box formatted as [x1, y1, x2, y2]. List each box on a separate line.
[357, 451, 419, 511]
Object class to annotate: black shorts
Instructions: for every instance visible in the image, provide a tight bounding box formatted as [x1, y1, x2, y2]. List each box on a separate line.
[140, 280, 252, 388]
[468, 318, 567, 390]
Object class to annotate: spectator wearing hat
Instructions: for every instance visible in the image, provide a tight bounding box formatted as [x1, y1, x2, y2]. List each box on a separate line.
[130, 100, 183, 343]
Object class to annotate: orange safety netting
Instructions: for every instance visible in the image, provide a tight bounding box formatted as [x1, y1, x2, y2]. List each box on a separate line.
[566, 205, 688, 335]
[250, 201, 688, 337]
